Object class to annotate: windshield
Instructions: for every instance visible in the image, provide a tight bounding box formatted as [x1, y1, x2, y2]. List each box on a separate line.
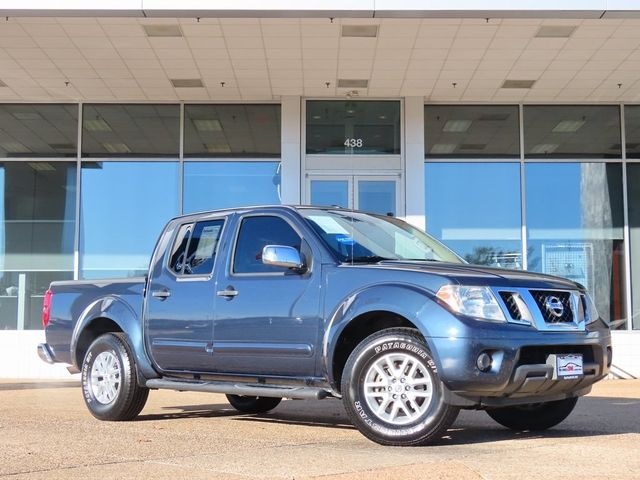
[300, 209, 463, 264]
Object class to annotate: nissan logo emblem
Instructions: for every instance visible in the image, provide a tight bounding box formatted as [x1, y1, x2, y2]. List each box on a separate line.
[545, 295, 564, 318]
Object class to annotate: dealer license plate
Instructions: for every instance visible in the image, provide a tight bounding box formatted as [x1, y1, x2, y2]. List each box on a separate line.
[556, 353, 583, 379]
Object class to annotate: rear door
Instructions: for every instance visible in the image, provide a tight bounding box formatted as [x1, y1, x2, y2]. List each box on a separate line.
[145, 217, 226, 372]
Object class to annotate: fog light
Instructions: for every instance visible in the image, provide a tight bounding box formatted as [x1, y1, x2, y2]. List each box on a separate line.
[476, 352, 492, 372]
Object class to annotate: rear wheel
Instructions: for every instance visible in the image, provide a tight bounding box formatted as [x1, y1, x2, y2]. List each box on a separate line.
[226, 395, 282, 413]
[81, 333, 149, 421]
[486, 397, 579, 431]
[341, 328, 459, 446]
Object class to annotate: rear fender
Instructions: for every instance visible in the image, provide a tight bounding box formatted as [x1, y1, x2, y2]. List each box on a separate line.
[70, 296, 158, 381]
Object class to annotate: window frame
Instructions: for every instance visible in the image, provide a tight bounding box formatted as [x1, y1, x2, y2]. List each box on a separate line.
[166, 216, 228, 281]
[229, 212, 309, 277]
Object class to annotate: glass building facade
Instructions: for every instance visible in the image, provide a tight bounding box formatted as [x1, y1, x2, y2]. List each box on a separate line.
[1, 101, 639, 334]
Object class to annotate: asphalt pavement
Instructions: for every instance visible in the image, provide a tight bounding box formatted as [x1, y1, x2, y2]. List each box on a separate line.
[1, 379, 639, 479]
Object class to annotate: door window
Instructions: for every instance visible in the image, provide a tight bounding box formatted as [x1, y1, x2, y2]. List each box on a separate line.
[169, 219, 224, 276]
[233, 216, 302, 274]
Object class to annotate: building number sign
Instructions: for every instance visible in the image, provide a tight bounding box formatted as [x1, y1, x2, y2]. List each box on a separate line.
[344, 138, 364, 148]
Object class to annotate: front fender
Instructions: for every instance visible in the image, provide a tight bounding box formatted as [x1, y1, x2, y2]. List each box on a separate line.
[70, 296, 158, 380]
[323, 283, 447, 386]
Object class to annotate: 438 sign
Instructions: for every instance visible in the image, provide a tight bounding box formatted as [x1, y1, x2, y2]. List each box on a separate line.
[344, 138, 364, 148]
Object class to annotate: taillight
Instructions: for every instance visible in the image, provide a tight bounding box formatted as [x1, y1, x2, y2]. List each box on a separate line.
[42, 289, 53, 328]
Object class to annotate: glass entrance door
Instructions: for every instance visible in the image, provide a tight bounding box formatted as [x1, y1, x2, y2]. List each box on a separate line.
[308, 175, 399, 216]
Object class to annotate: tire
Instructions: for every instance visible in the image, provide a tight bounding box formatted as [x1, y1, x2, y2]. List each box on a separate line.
[226, 395, 282, 413]
[341, 327, 459, 446]
[486, 397, 579, 431]
[81, 332, 149, 421]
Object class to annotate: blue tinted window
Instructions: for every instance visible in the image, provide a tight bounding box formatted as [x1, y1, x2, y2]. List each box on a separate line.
[358, 180, 396, 216]
[183, 162, 281, 213]
[0, 162, 76, 329]
[233, 216, 301, 274]
[80, 161, 179, 279]
[310, 180, 349, 208]
[525, 163, 625, 328]
[425, 163, 522, 269]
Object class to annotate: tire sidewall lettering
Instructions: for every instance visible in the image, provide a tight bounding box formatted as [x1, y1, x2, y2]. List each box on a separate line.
[350, 335, 443, 439]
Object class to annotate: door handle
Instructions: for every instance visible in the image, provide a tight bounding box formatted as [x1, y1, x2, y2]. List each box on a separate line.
[217, 286, 238, 298]
[151, 289, 171, 300]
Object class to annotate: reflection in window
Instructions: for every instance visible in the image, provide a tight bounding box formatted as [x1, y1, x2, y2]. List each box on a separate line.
[425, 163, 522, 269]
[82, 104, 179, 157]
[0, 162, 76, 329]
[524, 105, 621, 158]
[184, 105, 281, 157]
[183, 162, 281, 213]
[310, 180, 349, 209]
[624, 106, 640, 159]
[358, 180, 396, 216]
[80, 162, 179, 279]
[626, 164, 640, 330]
[425, 105, 519, 158]
[0, 104, 78, 158]
[233, 216, 301, 274]
[306, 101, 400, 155]
[525, 163, 626, 328]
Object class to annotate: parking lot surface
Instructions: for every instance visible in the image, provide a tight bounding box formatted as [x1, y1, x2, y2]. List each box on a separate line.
[0, 379, 638, 480]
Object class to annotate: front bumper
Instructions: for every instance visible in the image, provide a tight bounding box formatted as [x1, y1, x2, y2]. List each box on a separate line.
[37, 343, 55, 364]
[432, 325, 611, 407]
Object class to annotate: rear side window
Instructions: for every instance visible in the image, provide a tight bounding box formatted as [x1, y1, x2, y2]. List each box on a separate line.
[169, 219, 225, 275]
[233, 216, 302, 274]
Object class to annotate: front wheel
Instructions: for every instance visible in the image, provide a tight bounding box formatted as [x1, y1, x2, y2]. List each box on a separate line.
[226, 395, 282, 413]
[341, 328, 459, 446]
[486, 397, 579, 431]
[81, 333, 149, 421]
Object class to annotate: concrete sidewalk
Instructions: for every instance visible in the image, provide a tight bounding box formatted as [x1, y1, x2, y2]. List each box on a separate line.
[0, 379, 638, 479]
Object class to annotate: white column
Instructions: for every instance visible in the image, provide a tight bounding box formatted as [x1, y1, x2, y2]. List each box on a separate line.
[280, 96, 302, 205]
[404, 97, 426, 230]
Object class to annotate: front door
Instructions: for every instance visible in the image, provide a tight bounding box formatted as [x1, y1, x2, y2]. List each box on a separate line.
[307, 175, 400, 216]
[145, 218, 226, 372]
[212, 212, 322, 377]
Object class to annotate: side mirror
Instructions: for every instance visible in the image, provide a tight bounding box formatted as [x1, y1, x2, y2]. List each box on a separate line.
[262, 245, 306, 271]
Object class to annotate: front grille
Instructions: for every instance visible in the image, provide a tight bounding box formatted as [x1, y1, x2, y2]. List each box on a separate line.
[530, 290, 573, 323]
[499, 292, 522, 320]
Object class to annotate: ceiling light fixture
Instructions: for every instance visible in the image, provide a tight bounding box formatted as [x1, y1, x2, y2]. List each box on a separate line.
[337, 79, 368, 89]
[501, 80, 536, 89]
[552, 120, 585, 133]
[28, 162, 55, 171]
[143, 24, 183, 37]
[193, 119, 222, 132]
[535, 25, 577, 38]
[13, 112, 42, 120]
[101, 142, 131, 154]
[530, 144, 559, 154]
[205, 143, 232, 153]
[0, 142, 30, 153]
[341, 25, 378, 38]
[430, 144, 457, 154]
[442, 120, 472, 133]
[84, 118, 112, 132]
[171, 78, 204, 88]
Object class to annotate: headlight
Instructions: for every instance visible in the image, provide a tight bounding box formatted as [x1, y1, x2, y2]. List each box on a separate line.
[436, 285, 506, 323]
[584, 293, 600, 325]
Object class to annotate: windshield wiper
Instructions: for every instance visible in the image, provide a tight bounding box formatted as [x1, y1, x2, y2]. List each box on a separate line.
[346, 255, 393, 263]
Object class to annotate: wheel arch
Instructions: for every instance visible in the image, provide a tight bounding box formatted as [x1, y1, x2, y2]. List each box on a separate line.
[323, 284, 443, 392]
[70, 296, 158, 382]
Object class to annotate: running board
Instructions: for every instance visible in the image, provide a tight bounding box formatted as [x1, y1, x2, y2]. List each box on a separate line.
[145, 378, 332, 400]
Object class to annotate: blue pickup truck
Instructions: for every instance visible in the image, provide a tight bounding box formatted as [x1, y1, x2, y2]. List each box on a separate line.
[38, 206, 611, 446]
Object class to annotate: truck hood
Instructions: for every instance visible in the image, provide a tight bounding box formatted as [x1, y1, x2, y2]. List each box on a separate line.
[369, 260, 581, 290]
